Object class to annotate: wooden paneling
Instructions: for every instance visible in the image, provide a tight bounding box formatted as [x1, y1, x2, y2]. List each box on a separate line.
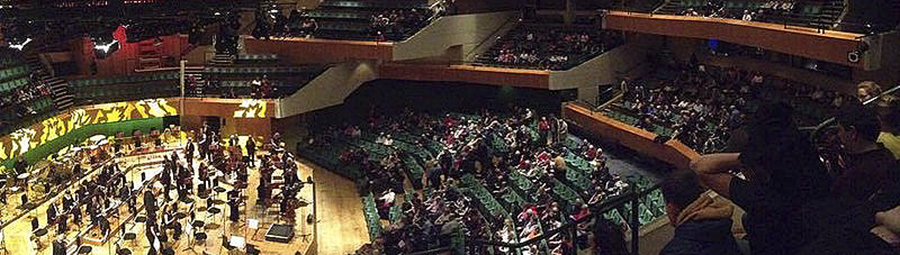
[244, 37, 394, 64]
[563, 103, 699, 169]
[178, 98, 277, 118]
[379, 64, 551, 89]
[604, 11, 865, 68]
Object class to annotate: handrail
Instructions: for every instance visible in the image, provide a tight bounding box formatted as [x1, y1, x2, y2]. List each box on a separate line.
[810, 83, 900, 140]
[462, 12, 521, 62]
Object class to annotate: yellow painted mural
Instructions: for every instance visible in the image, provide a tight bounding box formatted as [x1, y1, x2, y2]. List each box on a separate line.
[233, 99, 268, 118]
[0, 98, 178, 161]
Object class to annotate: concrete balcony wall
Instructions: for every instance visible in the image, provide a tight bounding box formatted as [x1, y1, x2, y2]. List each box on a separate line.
[392, 11, 519, 62]
[548, 44, 647, 91]
[277, 61, 379, 118]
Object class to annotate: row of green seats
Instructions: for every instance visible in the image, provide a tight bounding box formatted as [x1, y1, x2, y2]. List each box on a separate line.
[204, 66, 318, 74]
[0, 78, 29, 93]
[0, 54, 19, 66]
[460, 174, 508, 221]
[622, 188, 666, 227]
[724, 1, 762, 10]
[361, 194, 383, 241]
[316, 21, 371, 32]
[679, 0, 708, 8]
[562, 157, 592, 191]
[236, 54, 278, 61]
[0, 65, 28, 81]
[304, 11, 370, 20]
[31, 98, 54, 111]
[76, 84, 177, 100]
[551, 178, 581, 206]
[604, 110, 640, 126]
[320, 0, 429, 10]
[70, 72, 179, 87]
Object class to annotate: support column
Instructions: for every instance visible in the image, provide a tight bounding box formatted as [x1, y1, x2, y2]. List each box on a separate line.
[564, 0, 576, 25]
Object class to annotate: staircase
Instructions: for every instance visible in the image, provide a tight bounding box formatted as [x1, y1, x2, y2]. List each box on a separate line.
[184, 67, 206, 96]
[654, 0, 687, 15]
[209, 53, 235, 67]
[137, 40, 164, 70]
[25, 55, 74, 110]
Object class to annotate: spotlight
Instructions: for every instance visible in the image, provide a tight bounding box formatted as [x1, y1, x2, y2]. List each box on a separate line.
[92, 35, 120, 59]
[93, 39, 119, 53]
[7, 38, 32, 51]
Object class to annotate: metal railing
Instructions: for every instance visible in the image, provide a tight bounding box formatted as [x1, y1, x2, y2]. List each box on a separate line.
[465, 183, 662, 255]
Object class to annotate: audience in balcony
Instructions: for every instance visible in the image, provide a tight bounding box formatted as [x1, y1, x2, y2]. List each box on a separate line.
[619, 67, 747, 153]
[615, 62, 858, 154]
[484, 25, 623, 70]
[370, 9, 431, 41]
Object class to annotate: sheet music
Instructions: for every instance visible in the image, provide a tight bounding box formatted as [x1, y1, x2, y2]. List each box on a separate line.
[229, 236, 246, 248]
[247, 219, 259, 229]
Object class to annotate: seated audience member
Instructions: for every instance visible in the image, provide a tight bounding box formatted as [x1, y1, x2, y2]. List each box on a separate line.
[858, 81, 884, 103]
[832, 104, 900, 204]
[691, 103, 831, 255]
[660, 169, 741, 255]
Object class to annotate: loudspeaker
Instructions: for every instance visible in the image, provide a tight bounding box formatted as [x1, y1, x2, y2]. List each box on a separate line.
[848, 51, 861, 63]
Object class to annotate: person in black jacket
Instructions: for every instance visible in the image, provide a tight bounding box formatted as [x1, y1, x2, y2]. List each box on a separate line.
[52, 237, 66, 255]
[660, 169, 742, 255]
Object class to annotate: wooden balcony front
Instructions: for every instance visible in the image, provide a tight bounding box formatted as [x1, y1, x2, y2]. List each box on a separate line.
[603, 11, 867, 68]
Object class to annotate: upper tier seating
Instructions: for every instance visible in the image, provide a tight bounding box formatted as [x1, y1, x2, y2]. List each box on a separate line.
[199, 65, 327, 99]
[0, 49, 58, 135]
[69, 71, 180, 105]
[654, 0, 845, 30]
[606, 63, 852, 154]
[475, 23, 624, 70]
[837, 0, 900, 33]
[292, 0, 436, 41]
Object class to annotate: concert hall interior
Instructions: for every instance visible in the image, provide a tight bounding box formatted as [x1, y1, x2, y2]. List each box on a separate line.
[1, 0, 900, 255]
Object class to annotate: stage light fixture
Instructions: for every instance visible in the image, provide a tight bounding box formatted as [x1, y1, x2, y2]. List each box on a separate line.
[94, 39, 119, 53]
[9, 38, 31, 51]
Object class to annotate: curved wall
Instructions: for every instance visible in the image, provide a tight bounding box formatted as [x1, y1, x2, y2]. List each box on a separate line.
[0, 98, 179, 168]
[562, 103, 700, 169]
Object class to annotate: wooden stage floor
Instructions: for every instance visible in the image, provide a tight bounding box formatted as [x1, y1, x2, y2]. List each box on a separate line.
[0, 146, 370, 255]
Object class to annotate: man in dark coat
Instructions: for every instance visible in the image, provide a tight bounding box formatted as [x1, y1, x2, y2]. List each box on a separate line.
[52, 237, 66, 255]
[246, 137, 256, 167]
[660, 170, 742, 255]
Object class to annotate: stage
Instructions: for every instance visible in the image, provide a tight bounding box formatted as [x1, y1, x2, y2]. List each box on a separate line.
[0, 141, 318, 255]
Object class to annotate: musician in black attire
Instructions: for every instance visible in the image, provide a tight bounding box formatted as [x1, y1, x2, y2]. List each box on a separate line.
[144, 189, 158, 224]
[57, 212, 67, 234]
[185, 137, 195, 168]
[198, 131, 209, 162]
[246, 137, 257, 167]
[257, 166, 272, 206]
[52, 237, 66, 255]
[228, 189, 241, 222]
[47, 201, 58, 225]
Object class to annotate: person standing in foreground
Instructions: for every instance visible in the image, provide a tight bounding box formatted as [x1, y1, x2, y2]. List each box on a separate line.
[691, 103, 832, 255]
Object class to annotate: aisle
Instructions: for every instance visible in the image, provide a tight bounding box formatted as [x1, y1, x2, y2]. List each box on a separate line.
[307, 160, 369, 255]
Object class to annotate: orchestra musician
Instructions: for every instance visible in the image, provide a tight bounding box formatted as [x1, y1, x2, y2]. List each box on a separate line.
[185, 137, 195, 168]
[246, 136, 257, 167]
[228, 189, 241, 222]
